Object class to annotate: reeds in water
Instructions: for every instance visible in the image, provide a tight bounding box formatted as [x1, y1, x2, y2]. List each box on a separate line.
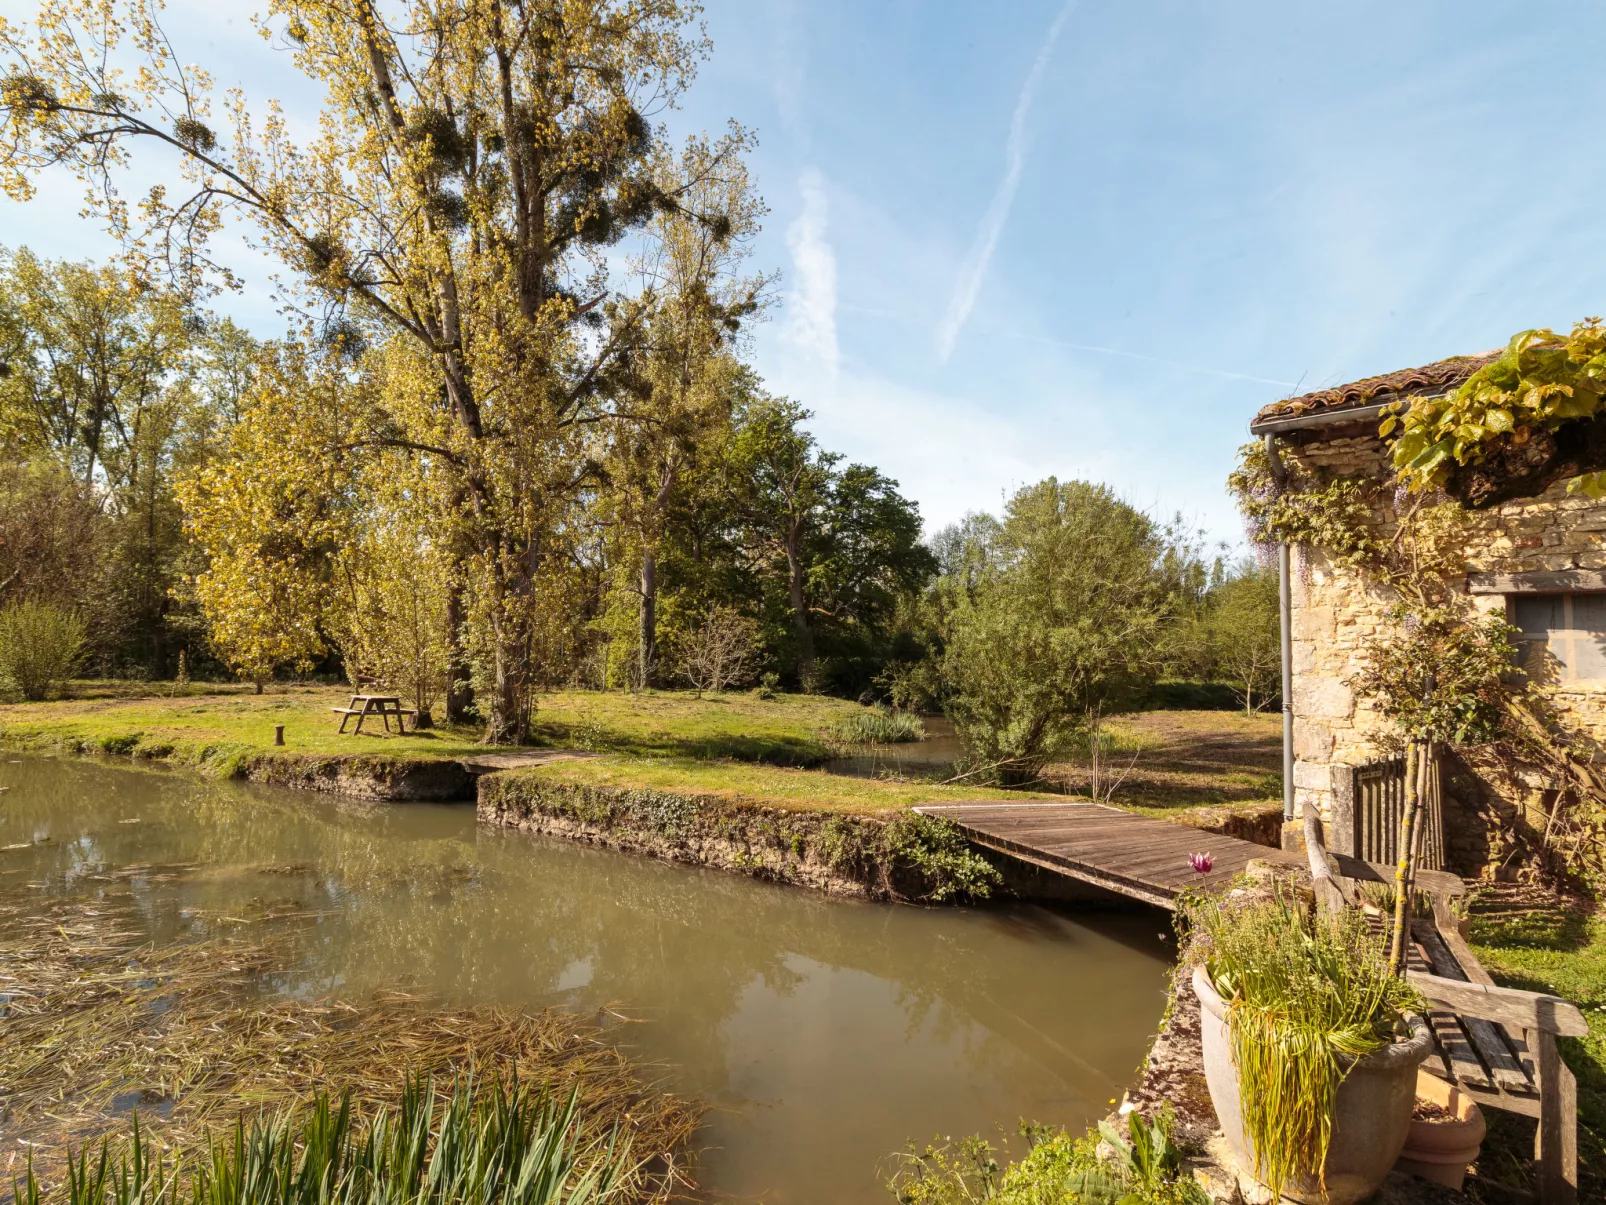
[823, 708, 925, 747]
[16, 1078, 639, 1205]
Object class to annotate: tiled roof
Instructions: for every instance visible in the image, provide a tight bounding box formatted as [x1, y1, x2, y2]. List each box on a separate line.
[1251, 350, 1501, 428]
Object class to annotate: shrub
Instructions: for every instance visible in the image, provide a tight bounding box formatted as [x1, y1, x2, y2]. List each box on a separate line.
[1181, 887, 1422, 1199]
[0, 600, 87, 700]
[885, 1110, 1205, 1205]
[824, 705, 926, 746]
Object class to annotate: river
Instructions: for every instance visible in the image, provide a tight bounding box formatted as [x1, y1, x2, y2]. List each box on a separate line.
[0, 754, 1170, 1203]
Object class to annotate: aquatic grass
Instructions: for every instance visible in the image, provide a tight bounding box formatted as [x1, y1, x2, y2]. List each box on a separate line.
[0, 887, 699, 1196]
[822, 708, 926, 748]
[1182, 887, 1422, 1199]
[16, 1078, 643, 1205]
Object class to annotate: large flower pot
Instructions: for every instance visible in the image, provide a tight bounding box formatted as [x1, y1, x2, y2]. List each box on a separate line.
[1393, 1069, 1485, 1192]
[1193, 966, 1434, 1205]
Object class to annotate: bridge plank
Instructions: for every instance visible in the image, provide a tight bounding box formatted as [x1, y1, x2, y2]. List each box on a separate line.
[914, 802, 1298, 907]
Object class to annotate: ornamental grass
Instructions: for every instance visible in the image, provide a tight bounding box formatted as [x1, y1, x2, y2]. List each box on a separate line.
[1182, 886, 1422, 1199]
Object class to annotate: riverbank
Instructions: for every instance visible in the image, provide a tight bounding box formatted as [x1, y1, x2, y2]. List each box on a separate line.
[478, 764, 1013, 903]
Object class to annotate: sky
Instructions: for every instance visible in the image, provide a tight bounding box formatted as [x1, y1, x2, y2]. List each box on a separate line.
[8, 0, 1606, 545]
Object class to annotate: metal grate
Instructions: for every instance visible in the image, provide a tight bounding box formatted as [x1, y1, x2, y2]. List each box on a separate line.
[1353, 752, 1443, 870]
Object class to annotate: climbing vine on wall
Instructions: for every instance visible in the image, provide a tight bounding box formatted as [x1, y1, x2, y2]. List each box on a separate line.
[1387, 319, 1606, 499]
[1228, 426, 1606, 893]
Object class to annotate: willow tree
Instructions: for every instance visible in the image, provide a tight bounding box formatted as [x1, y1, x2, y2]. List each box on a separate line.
[0, 0, 734, 741]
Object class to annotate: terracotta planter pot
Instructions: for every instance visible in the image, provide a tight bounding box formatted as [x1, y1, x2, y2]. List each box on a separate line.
[1193, 965, 1434, 1205]
[1393, 1070, 1485, 1192]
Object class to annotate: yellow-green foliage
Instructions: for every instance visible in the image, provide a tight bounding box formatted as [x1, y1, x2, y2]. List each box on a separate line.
[1388, 321, 1606, 496]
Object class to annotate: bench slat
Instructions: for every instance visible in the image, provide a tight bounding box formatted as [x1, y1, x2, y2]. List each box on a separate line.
[1408, 940, 1495, 1089]
[1413, 922, 1535, 1093]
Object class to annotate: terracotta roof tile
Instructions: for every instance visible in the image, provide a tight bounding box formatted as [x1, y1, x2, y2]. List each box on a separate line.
[1252, 350, 1501, 427]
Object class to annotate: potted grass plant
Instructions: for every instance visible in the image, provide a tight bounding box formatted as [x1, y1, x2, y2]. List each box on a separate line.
[1186, 886, 1432, 1205]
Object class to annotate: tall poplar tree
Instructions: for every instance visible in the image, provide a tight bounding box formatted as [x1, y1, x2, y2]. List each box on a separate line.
[1, 0, 743, 741]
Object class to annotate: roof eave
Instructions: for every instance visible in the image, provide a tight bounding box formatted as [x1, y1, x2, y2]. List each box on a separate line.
[1248, 391, 1453, 437]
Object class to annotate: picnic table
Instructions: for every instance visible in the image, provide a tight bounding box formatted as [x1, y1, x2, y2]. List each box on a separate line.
[331, 694, 416, 736]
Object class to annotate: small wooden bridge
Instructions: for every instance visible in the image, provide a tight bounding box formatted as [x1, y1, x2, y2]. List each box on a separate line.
[912, 801, 1299, 908]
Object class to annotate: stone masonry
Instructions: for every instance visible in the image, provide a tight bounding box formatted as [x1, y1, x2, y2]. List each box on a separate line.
[1281, 430, 1606, 878]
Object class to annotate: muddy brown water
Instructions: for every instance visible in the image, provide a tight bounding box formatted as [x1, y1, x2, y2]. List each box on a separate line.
[0, 754, 1170, 1204]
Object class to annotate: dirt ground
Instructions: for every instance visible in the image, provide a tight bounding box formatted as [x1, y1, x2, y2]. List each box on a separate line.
[1045, 709, 1284, 814]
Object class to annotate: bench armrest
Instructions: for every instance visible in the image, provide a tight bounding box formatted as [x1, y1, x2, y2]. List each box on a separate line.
[1407, 971, 1587, 1037]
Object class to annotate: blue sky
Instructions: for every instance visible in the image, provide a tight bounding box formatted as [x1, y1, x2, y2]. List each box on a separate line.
[9, 0, 1606, 543]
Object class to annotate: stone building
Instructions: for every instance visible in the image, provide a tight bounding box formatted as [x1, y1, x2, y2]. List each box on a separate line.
[1249, 352, 1606, 878]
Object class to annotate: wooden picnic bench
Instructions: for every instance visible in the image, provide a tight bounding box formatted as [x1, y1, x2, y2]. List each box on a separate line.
[332, 693, 417, 736]
[1304, 809, 1587, 1203]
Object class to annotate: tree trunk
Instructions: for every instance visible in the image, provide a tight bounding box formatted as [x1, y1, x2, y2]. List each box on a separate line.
[639, 547, 658, 689]
[443, 580, 472, 724]
[1388, 739, 1423, 976]
[783, 532, 814, 691]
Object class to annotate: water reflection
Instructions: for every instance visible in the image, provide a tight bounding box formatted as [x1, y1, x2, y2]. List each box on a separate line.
[0, 755, 1170, 1204]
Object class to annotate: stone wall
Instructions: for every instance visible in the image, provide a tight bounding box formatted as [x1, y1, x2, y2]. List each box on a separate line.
[1280, 429, 1605, 878]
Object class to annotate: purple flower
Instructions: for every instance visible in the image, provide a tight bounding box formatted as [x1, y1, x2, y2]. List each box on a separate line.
[1188, 852, 1214, 875]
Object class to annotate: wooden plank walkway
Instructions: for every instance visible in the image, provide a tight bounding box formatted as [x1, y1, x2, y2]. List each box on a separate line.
[913, 801, 1299, 908]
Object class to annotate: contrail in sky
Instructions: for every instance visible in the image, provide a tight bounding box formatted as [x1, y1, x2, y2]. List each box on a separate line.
[936, 0, 1076, 363]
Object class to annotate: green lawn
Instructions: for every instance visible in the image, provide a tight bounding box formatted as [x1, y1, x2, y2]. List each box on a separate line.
[516, 754, 1053, 814]
[0, 684, 866, 765]
[1466, 884, 1605, 1199]
[0, 684, 1018, 811]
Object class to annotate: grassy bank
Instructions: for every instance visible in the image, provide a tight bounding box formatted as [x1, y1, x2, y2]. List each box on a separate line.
[0, 684, 866, 765]
[479, 763, 1016, 902]
[516, 754, 1048, 813]
[1466, 883, 1606, 1200]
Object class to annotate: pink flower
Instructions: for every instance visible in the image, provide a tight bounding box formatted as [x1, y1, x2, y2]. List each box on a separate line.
[1188, 852, 1214, 875]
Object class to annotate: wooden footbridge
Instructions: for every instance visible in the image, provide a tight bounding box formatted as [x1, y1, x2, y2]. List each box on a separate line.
[912, 801, 1299, 908]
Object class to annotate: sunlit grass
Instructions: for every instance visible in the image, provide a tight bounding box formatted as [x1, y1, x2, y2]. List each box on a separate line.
[0, 685, 868, 767]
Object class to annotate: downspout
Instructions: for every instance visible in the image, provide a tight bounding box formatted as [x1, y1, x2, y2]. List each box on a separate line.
[1264, 434, 1295, 825]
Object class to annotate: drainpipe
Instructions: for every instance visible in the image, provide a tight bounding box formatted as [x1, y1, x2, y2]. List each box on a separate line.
[1264, 434, 1295, 824]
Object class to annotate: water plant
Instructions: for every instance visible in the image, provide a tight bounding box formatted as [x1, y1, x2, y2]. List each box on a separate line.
[15, 1078, 643, 1205]
[1182, 887, 1422, 1199]
[824, 706, 926, 746]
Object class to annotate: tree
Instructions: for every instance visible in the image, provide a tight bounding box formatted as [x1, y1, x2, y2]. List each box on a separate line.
[176, 342, 361, 691]
[1350, 603, 1518, 974]
[1, 0, 745, 742]
[607, 132, 766, 687]
[679, 604, 758, 695]
[939, 479, 1173, 782]
[1202, 563, 1281, 714]
[0, 247, 187, 486]
[725, 396, 838, 689]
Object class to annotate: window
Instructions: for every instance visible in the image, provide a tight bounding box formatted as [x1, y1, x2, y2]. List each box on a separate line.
[1514, 593, 1606, 681]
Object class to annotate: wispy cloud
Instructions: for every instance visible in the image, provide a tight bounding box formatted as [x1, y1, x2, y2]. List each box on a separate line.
[937, 0, 1076, 363]
[1008, 332, 1298, 388]
[784, 168, 839, 377]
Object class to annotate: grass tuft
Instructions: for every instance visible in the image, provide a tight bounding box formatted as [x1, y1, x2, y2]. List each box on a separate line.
[822, 707, 926, 747]
[17, 1078, 644, 1205]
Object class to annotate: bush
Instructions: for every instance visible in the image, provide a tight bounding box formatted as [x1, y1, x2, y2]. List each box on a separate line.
[0, 600, 86, 700]
[824, 706, 926, 746]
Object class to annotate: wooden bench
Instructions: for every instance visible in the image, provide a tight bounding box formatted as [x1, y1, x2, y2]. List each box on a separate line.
[1305, 816, 1587, 1203]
